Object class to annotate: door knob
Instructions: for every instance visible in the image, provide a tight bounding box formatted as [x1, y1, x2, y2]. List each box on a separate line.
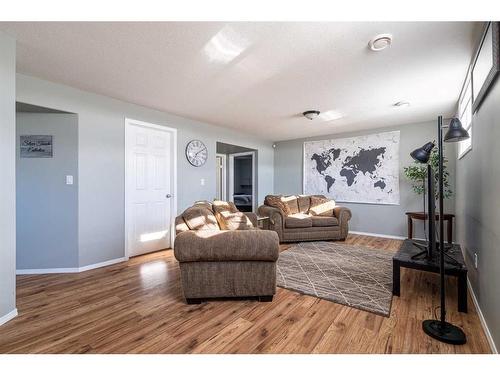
[166, 194, 172, 198]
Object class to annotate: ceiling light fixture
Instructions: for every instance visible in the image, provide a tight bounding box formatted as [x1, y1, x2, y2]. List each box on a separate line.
[393, 101, 410, 107]
[319, 110, 344, 121]
[368, 34, 393, 51]
[303, 110, 320, 120]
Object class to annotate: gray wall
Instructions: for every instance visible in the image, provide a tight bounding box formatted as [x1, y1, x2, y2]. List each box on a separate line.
[455, 78, 500, 350]
[16, 113, 79, 269]
[0, 33, 16, 321]
[274, 121, 456, 238]
[16, 74, 274, 268]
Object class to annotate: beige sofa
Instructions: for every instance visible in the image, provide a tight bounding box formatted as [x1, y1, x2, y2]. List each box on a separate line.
[174, 201, 280, 304]
[257, 195, 351, 243]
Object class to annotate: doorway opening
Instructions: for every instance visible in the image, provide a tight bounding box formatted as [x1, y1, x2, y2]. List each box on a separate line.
[15, 102, 79, 272]
[216, 142, 257, 212]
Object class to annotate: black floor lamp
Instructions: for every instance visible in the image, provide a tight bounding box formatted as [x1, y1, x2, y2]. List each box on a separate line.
[410, 115, 469, 345]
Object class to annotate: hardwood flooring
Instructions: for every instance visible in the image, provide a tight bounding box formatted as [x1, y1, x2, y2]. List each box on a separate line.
[0, 234, 491, 353]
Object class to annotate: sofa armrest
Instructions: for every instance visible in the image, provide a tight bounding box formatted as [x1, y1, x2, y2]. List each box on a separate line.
[258, 205, 285, 241]
[174, 230, 279, 262]
[244, 212, 258, 227]
[258, 205, 284, 226]
[333, 206, 352, 239]
[333, 206, 352, 222]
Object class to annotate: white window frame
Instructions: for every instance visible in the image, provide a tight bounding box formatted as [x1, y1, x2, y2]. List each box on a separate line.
[216, 153, 227, 201]
[457, 69, 473, 159]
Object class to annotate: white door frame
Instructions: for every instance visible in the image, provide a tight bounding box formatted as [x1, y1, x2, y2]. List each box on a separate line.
[216, 153, 227, 201]
[124, 118, 177, 259]
[228, 151, 256, 212]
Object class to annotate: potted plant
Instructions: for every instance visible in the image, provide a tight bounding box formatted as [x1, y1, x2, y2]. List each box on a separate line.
[404, 147, 452, 204]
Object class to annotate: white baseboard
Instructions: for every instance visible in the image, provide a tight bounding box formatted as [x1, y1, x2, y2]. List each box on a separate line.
[349, 230, 406, 240]
[349, 231, 452, 244]
[17, 267, 79, 274]
[467, 278, 498, 354]
[78, 257, 127, 272]
[16, 257, 127, 275]
[0, 308, 18, 326]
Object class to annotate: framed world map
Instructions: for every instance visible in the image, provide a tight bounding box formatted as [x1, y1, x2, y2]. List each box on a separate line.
[303, 131, 400, 205]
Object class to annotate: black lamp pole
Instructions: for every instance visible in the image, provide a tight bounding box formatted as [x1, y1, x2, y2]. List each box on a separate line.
[438, 115, 447, 327]
[412, 115, 468, 345]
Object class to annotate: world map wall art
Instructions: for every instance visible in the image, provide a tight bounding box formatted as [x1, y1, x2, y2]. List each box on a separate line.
[303, 131, 400, 205]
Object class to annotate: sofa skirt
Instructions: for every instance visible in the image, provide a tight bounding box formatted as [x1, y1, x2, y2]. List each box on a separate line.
[282, 226, 343, 242]
[179, 261, 276, 299]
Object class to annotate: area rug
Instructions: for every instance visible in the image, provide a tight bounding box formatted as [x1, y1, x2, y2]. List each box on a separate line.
[276, 241, 394, 316]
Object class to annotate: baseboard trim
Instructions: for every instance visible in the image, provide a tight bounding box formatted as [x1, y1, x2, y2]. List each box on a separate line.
[467, 278, 498, 354]
[349, 231, 406, 240]
[0, 308, 18, 326]
[16, 257, 127, 275]
[78, 257, 127, 272]
[16, 267, 79, 274]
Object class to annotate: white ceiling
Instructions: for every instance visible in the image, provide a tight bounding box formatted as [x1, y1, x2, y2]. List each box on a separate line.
[0, 22, 479, 141]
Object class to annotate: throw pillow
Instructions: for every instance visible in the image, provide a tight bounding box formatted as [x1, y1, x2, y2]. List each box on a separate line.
[264, 195, 291, 215]
[281, 195, 299, 214]
[193, 200, 213, 211]
[212, 200, 254, 230]
[309, 196, 336, 217]
[182, 206, 219, 230]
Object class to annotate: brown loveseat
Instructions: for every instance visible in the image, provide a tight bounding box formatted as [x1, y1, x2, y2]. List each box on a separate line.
[174, 201, 280, 304]
[257, 195, 351, 243]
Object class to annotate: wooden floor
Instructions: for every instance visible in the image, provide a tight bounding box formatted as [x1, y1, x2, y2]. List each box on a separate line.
[0, 234, 491, 354]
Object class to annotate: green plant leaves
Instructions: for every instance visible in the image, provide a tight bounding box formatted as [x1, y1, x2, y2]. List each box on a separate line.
[403, 148, 452, 200]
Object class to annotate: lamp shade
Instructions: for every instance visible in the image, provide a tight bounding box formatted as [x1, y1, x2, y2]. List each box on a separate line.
[410, 141, 435, 163]
[444, 118, 470, 142]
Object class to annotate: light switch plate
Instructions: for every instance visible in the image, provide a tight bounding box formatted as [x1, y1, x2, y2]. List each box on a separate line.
[66, 175, 74, 185]
[201, 178, 205, 186]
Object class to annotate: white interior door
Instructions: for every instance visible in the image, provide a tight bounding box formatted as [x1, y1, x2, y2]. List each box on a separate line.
[126, 120, 175, 257]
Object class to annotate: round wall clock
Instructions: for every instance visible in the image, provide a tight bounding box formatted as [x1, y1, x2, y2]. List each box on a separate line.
[185, 139, 208, 167]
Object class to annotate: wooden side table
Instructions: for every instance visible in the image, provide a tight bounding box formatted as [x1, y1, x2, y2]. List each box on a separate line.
[257, 216, 270, 230]
[406, 211, 455, 244]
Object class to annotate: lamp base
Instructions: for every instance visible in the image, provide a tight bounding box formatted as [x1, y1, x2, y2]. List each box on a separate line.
[422, 320, 467, 345]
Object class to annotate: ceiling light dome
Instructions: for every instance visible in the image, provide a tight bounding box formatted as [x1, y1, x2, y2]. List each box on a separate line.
[368, 34, 393, 51]
[303, 110, 320, 120]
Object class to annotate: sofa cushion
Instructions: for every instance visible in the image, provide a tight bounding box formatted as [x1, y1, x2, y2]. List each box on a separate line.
[265, 195, 291, 215]
[281, 195, 299, 214]
[297, 195, 311, 213]
[182, 206, 220, 231]
[285, 213, 312, 228]
[311, 215, 339, 227]
[309, 195, 336, 217]
[212, 200, 254, 230]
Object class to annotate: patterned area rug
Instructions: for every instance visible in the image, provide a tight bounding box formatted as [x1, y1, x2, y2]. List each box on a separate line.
[277, 241, 394, 316]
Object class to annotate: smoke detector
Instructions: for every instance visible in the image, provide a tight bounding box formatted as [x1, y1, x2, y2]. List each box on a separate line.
[303, 110, 320, 120]
[368, 34, 393, 51]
